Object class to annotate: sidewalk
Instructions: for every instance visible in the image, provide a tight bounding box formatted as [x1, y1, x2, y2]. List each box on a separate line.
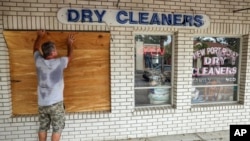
[111, 130, 229, 141]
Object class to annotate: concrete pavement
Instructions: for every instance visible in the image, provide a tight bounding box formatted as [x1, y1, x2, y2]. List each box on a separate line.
[110, 130, 229, 141]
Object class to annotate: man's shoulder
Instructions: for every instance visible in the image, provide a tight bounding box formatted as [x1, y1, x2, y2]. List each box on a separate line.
[34, 51, 42, 60]
[59, 56, 69, 62]
[58, 56, 69, 68]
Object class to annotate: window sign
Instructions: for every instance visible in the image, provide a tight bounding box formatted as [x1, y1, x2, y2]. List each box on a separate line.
[134, 34, 173, 107]
[192, 36, 240, 104]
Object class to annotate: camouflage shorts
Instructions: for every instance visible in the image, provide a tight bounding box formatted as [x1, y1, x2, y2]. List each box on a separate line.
[38, 101, 65, 133]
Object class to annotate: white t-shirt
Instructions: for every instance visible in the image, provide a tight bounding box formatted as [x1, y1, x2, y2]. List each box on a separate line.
[34, 51, 68, 106]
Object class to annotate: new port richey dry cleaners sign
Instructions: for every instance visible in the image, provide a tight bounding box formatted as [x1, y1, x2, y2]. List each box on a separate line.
[57, 8, 210, 28]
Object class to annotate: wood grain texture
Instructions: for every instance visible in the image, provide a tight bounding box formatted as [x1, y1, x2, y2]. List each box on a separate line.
[4, 31, 111, 115]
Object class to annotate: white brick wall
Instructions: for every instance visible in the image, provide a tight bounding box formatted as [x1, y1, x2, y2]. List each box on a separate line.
[1, 0, 250, 141]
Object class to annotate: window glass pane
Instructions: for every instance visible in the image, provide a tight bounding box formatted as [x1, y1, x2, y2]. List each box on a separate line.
[135, 88, 171, 106]
[192, 36, 240, 104]
[134, 35, 172, 107]
[192, 86, 237, 103]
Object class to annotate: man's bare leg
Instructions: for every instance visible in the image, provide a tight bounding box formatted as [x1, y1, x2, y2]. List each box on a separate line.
[38, 131, 47, 141]
[52, 133, 61, 141]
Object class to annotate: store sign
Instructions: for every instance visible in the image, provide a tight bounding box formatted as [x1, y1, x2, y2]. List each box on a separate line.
[57, 8, 210, 28]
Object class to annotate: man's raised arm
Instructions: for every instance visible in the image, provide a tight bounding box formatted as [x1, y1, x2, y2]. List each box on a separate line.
[33, 30, 45, 54]
[67, 34, 75, 62]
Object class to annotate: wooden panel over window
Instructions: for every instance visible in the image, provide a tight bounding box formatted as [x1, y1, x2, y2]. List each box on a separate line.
[3, 31, 111, 115]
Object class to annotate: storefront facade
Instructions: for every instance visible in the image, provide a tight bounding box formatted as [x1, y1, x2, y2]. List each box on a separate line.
[1, 0, 250, 141]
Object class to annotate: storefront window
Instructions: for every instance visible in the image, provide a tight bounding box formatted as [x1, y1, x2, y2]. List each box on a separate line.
[134, 34, 173, 107]
[192, 36, 240, 104]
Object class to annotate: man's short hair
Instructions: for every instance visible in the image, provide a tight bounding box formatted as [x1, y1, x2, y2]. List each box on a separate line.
[41, 41, 55, 58]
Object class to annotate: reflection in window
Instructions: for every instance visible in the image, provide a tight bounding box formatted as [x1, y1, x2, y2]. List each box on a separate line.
[192, 36, 240, 104]
[134, 35, 173, 107]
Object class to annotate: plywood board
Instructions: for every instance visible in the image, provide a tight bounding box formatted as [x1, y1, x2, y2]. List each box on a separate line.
[3, 30, 111, 115]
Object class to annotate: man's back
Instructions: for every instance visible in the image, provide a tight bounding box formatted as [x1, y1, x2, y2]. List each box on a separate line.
[34, 51, 68, 106]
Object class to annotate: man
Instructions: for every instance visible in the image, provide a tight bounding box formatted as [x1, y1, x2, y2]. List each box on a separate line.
[33, 30, 75, 141]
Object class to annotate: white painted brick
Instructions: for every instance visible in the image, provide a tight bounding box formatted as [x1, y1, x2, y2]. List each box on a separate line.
[37, 0, 50, 3]
[17, 126, 31, 130]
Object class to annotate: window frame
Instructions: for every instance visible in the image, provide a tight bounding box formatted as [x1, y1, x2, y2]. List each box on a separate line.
[191, 34, 242, 105]
[133, 32, 174, 108]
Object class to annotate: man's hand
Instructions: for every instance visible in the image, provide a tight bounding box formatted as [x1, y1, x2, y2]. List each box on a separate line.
[67, 34, 75, 46]
[37, 30, 46, 38]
